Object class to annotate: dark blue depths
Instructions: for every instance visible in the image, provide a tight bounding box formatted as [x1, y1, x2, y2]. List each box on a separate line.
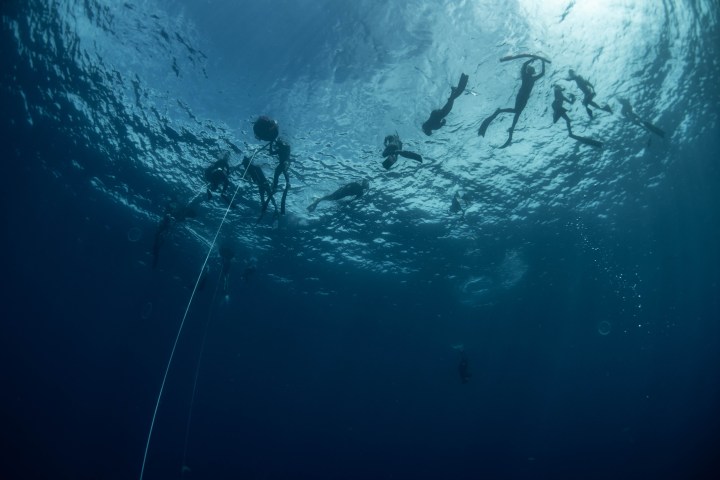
[1, 2, 720, 480]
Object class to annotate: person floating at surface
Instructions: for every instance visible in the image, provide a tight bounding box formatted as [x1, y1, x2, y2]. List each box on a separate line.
[205, 152, 232, 200]
[261, 138, 291, 216]
[566, 69, 612, 119]
[241, 156, 277, 214]
[422, 73, 469, 135]
[478, 57, 547, 148]
[457, 347, 471, 384]
[307, 179, 370, 212]
[618, 98, 666, 138]
[381, 134, 423, 170]
[552, 85, 603, 149]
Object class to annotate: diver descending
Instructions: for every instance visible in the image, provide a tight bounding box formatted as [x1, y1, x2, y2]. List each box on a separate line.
[618, 98, 666, 138]
[454, 346, 471, 384]
[205, 152, 232, 200]
[151, 203, 197, 269]
[551, 85, 603, 148]
[566, 69, 613, 119]
[478, 55, 548, 148]
[307, 179, 370, 212]
[422, 73, 469, 135]
[381, 133, 422, 170]
[219, 244, 234, 296]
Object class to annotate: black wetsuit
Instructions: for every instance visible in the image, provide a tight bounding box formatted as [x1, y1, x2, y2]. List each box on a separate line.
[422, 73, 469, 135]
[381, 134, 422, 170]
[478, 59, 545, 148]
[458, 352, 471, 384]
[307, 181, 369, 212]
[262, 140, 291, 215]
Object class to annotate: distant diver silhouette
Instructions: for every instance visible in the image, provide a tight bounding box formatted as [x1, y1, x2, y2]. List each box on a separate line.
[552, 85, 603, 148]
[566, 69, 613, 119]
[422, 73, 469, 135]
[450, 191, 467, 216]
[381, 133, 422, 170]
[619, 98, 666, 138]
[151, 203, 197, 268]
[478, 54, 548, 148]
[205, 152, 232, 200]
[307, 179, 370, 212]
[457, 347, 471, 384]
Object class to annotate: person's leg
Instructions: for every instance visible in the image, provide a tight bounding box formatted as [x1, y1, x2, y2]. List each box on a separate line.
[280, 169, 290, 214]
[478, 108, 513, 136]
[500, 110, 522, 148]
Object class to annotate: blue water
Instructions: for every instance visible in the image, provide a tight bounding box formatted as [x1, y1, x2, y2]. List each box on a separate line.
[1, 1, 719, 479]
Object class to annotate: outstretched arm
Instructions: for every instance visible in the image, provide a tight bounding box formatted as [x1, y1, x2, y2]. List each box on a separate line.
[535, 60, 546, 80]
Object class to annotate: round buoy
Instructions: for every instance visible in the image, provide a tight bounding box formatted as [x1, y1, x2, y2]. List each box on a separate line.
[253, 116, 279, 142]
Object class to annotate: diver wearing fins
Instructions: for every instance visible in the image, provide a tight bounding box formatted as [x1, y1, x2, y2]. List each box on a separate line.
[422, 73, 469, 135]
[205, 152, 232, 200]
[566, 69, 613, 119]
[478, 55, 548, 148]
[458, 347, 471, 384]
[381, 133, 422, 170]
[261, 138, 291, 217]
[619, 98, 666, 138]
[552, 85, 603, 149]
[307, 179, 370, 212]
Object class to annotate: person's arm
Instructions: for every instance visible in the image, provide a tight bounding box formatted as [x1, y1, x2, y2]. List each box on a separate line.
[535, 60, 545, 80]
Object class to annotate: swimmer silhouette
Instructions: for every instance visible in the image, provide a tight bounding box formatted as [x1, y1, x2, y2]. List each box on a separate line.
[566, 69, 613, 119]
[381, 133, 422, 170]
[619, 98, 666, 138]
[552, 85, 603, 148]
[478, 55, 549, 148]
[308, 179, 370, 212]
[458, 348, 471, 384]
[422, 73, 469, 135]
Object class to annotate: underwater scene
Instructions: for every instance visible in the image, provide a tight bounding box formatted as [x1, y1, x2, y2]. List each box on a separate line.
[1, 0, 719, 479]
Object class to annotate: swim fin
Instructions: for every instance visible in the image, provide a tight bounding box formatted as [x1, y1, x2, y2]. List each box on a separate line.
[452, 73, 469, 100]
[478, 115, 494, 137]
[642, 121, 665, 138]
[397, 151, 423, 162]
[382, 156, 399, 170]
[570, 133, 603, 149]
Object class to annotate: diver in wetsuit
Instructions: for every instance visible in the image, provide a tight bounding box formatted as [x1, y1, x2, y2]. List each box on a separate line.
[551, 85, 603, 148]
[241, 156, 277, 215]
[566, 69, 612, 119]
[261, 138, 291, 216]
[219, 245, 234, 295]
[381, 134, 423, 170]
[478, 57, 547, 148]
[205, 152, 232, 200]
[307, 180, 370, 212]
[458, 348, 471, 384]
[422, 73, 469, 135]
[618, 98, 666, 138]
[151, 203, 197, 269]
